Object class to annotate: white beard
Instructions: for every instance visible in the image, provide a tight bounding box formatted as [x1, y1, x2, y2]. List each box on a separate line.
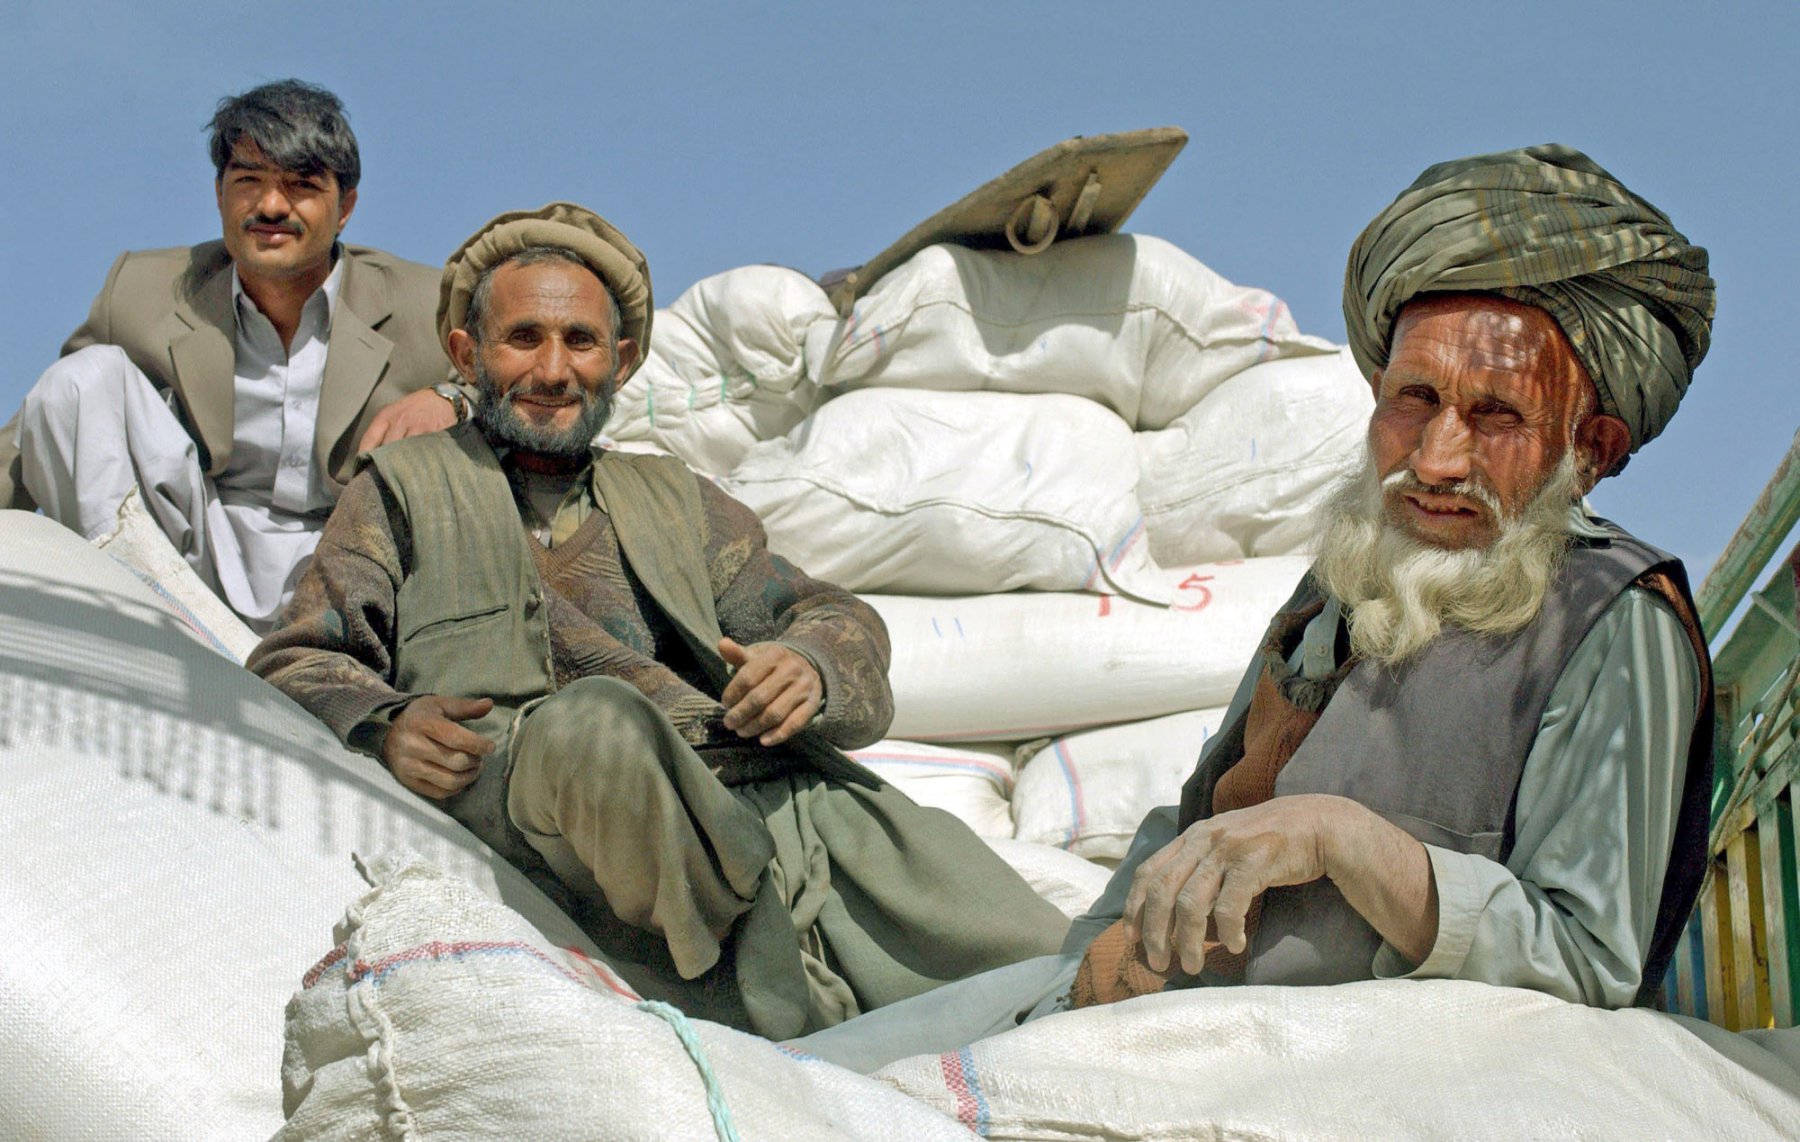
[1312, 450, 1584, 668]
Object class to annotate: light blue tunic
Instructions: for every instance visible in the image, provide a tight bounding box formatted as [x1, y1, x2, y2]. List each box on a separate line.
[792, 513, 1701, 1070]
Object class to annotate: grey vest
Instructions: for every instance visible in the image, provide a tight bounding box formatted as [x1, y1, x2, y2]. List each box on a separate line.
[1178, 522, 1712, 1003]
[366, 424, 882, 870]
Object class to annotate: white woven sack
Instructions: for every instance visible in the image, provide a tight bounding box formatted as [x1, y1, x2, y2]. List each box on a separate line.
[875, 978, 1800, 1139]
[847, 739, 1016, 840]
[808, 234, 1337, 430]
[722, 388, 1167, 601]
[982, 838, 1115, 920]
[91, 484, 262, 662]
[280, 852, 968, 1141]
[869, 555, 1308, 741]
[1013, 707, 1228, 861]
[0, 511, 591, 1141]
[1138, 345, 1374, 566]
[603, 265, 835, 475]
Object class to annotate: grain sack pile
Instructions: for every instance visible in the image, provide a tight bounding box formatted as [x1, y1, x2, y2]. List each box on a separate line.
[606, 232, 1368, 860]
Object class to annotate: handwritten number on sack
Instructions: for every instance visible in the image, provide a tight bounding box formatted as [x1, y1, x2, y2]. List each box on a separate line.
[1174, 574, 1215, 613]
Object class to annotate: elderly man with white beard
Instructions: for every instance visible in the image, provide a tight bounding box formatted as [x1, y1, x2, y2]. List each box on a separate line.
[790, 144, 1718, 1072]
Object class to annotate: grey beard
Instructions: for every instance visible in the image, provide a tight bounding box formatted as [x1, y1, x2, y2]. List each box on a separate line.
[472, 361, 613, 461]
[1312, 450, 1584, 667]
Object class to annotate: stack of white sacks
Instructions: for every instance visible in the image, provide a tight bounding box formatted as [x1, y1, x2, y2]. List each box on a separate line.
[606, 233, 1372, 864]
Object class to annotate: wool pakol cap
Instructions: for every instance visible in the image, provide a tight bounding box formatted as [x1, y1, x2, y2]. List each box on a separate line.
[1344, 144, 1714, 470]
[438, 201, 653, 380]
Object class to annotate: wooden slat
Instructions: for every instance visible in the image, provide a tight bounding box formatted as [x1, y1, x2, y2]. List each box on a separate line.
[1781, 792, 1800, 1026]
[1695, 427, 1800, 637]
[1759, 792, 1793, 1027]
[1701, 863, 1738, 1027]
[1687, 911, 1711, 1023]
[1728, 830, 1773, 1027]
[1672, 919, 1700, 1017]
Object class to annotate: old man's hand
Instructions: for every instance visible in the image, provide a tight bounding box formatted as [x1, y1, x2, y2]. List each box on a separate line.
[1122, 794, 1438, 973]
[718, 637, 821, 747]
[1123, 795, 1339, 974]
[358, 387, 462, 453]
[382, 694, 497, 800]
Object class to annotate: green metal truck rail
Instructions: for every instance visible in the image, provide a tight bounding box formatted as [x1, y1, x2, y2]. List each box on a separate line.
[1665, 428, 1800, 1029]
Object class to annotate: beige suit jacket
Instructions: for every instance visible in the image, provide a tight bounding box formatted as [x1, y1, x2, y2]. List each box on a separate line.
[0, 240, 451, 510]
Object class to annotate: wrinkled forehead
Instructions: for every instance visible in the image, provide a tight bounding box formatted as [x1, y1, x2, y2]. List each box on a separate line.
[1387, 293, 1590, 408]
[488, 260, 614, 328]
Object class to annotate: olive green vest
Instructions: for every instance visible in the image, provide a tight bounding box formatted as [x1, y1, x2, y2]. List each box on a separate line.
[365, 424, 880, 866]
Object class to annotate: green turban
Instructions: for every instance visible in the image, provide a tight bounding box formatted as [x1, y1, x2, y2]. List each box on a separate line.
[1344, 145, 1714, 467]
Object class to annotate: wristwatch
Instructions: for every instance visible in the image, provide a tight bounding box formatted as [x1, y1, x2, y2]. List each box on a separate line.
[432, 381, 470, 424]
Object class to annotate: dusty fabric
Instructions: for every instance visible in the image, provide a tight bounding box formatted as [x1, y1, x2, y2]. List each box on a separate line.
[507, 680, 1072, 1039]
[1071, 600, 1338, 1006]
[437, 201, 652, 369]
[1344, 144, 1714, 462]
[250, 440, 1067, 1038]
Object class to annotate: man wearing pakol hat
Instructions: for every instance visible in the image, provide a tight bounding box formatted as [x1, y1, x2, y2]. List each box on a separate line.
[792, 145, 1717, 1072]
[0, 80, 460, 631]
[249, 202, 1070, 1040]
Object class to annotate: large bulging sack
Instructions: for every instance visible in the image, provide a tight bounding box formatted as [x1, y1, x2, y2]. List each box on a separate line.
[1011, 708, 1228, 861]
[874, 978, 1800, 1139]
[808, 234, 1338, 429]
[0, 511, 597, 1140]
[603, 265, 835, 475]
[1137, 346, 1373, 566]
[721, 387, 1167, 601]
[847, 739, 1017, 840]
[280, 854, 968, 1140]
[866, 556, 1309, 741]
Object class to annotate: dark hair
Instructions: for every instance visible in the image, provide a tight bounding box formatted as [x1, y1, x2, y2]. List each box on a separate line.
[207, 79, 361, 192]
[464, 246, 621, 346]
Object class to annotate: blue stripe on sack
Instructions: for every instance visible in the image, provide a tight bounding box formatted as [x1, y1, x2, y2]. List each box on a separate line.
[1053, 739, 1084, 849]
[958, 1047, 991, 1136]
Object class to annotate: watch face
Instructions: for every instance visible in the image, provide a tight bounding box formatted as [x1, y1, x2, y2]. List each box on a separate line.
[434, 384, 467, 421]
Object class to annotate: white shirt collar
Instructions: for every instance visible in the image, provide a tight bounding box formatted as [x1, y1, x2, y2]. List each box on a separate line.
[230, 247, 345, 331]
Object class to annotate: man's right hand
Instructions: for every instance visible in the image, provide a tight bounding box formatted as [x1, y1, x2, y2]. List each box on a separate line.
[381, 694, 497, 800]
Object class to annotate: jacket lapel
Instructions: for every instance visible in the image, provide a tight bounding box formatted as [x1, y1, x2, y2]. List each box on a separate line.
[315, 252, 394, 481]
[165, 263, 236, 475]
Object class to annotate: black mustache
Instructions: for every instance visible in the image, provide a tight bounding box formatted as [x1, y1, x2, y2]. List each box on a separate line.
[243, 215, 303, 235]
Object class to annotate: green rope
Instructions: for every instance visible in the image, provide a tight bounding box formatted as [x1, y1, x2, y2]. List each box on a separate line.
[637, 999, 740, 1141]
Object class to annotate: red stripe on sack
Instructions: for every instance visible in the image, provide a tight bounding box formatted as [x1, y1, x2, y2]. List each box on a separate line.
[562, 945, 643, 999]
[302, 943, 349, 989]
[345, 940, 588, 989]
[939, 1050, 982, 1131]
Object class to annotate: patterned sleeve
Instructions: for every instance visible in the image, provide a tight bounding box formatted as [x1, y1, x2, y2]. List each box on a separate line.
[246, 468, 414, 752]
[696, 478, 895, 749]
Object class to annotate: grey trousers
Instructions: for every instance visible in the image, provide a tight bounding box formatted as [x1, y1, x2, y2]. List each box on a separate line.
[501, 677, 1072, 1041]
[787, 804, 1184, 1071]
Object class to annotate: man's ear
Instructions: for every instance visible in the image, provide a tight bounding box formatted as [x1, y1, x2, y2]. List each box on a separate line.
[447, 328, 479, 384]
[1576, 412, 1631, 491]
[613, 337, 641, 385]
[336, 185, 358, 233]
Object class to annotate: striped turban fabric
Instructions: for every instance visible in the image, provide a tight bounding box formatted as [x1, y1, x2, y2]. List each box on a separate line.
[1344, 145, 1714, 468]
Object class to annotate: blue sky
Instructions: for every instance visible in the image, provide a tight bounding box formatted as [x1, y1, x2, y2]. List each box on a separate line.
[3, 0, 1795, 603]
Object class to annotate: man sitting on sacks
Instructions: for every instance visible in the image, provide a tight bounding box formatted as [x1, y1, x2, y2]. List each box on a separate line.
[247, 203, 1070, 1040]
[0, 79, 460, 632]
[792, 144, 1716, 1071]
